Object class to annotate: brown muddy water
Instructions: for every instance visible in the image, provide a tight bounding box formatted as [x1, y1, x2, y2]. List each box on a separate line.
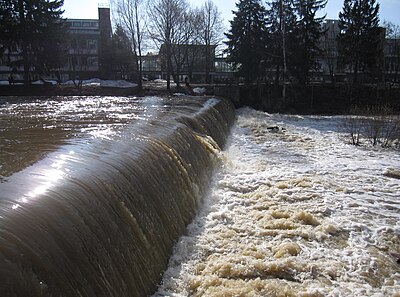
[0, 96, 235, 297]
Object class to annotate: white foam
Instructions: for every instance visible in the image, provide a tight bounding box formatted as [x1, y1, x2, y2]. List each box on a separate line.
[153, 108, 400, 296]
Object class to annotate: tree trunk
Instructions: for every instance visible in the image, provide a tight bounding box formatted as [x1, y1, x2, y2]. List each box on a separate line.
[275, 64, 280, 86]
[353, 58, 359, 85]
[173, 54, 181, 87]
[281, 0, 287, 103]
[18, 0, 30, 85]
[134, 2, 143, 90]
[166, 43, 171, 90]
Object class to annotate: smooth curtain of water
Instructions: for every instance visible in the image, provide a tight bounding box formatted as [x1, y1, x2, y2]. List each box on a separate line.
[0, 96, 235, 297]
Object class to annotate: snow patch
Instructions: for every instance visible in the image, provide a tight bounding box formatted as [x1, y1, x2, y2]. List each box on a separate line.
[62, 78, 137, 88]
[193, 87, 206, 95]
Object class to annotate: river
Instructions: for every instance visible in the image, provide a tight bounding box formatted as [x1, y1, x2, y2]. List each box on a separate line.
[1, 97, 399, 296]
[154, 108, 400, 297]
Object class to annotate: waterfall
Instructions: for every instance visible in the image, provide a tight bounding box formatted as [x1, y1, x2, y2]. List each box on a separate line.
[0, 96, 235, 297]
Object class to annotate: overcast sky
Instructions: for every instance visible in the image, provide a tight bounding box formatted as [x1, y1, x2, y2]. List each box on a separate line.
[63, 0, 400, 28]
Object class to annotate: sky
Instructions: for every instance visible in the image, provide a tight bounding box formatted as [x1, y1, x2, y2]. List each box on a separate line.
[63, 0, 400, 28]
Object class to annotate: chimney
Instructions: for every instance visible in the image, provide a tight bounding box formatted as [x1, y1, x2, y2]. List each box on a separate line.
[98, 4, 112, 39]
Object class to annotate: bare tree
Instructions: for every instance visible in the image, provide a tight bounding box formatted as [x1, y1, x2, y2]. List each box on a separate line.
[148, 0, 187, 90]
[198, 0, 223, 84]
[112, 0, 146, 89]
[186, 8, 203, 81]
[170, 9, 198, 86]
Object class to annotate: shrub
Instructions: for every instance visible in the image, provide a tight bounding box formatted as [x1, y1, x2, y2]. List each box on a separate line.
[340, 105, 400, 149]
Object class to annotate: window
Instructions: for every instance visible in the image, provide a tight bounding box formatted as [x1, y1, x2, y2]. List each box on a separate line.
[88, 57, 98, 67]
[88, 39, 97, 51]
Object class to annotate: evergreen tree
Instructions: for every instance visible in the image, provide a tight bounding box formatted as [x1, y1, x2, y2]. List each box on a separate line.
[225, 0, 268, 83]
[112, 24, 136, 80]
[0, 1, 16, 57]
[292, 0, 327, 85]
[0, 0, 66, 84]
[338, 0, 380, 84]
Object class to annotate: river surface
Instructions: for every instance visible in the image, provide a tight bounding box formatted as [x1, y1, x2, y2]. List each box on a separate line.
[155, 108, 400, 297]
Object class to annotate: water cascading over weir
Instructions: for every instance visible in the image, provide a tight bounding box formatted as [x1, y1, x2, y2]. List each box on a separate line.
[0, 96, 235, 297]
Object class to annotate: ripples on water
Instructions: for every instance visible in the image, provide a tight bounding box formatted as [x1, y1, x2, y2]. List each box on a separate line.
[155, 108, 400, 297]
[0, 96, 235, 297]
[0, 97, 142, 178]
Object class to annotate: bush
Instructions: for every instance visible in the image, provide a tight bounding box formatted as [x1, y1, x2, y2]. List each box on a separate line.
[340, 106, 400, 149]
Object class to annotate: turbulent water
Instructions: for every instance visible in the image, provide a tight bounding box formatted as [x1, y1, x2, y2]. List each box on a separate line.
[155, 108, 400, 297]
[0, 96, 235, 297]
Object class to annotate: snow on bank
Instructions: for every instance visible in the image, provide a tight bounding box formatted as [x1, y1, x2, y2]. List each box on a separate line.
[154, 108, 400, 296]
[149, 79, 178, 89]
[0, 78, 138, 88]
[193, 87, 207, 95]
[62, 78, 137, 88]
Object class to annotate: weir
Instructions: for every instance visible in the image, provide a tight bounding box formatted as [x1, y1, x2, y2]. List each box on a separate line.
[0, 96, 235, 297]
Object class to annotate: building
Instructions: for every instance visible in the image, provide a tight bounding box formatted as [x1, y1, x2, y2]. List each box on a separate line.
[65, 18, 100, 81]
[157, 44, 217, 83]
[384, 38, 400, 83]
[318, 19, 392, 84]
[143, 44, 235, 84]
[141, 54, 162, 80]
[0, 6, 112, 82]
[319, 19, 341, 82]
[58, 5, 113, 81]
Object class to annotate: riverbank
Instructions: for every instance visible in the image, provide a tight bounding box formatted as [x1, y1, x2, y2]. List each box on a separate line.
[1, 81, 398, 115]
[0, 84, 141, 97]
[214, 83, 400, 114]
[0, 80, 213, 98]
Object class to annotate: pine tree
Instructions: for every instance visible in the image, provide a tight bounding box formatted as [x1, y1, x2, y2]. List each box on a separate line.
[0, 0, 66, 84]
[338, 0, 380, 84]
[292, 0, 327, 85]
[265, 0, 296, 86]
[225, 0, 268, 83]
[0, 1, 17, 57]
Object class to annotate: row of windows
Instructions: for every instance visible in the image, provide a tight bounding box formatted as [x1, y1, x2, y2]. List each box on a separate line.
[385, 63, 400, 72]
[68, 21, 98, 29]
[70, 38, 98, 51]
[69, 56, 98, 68]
